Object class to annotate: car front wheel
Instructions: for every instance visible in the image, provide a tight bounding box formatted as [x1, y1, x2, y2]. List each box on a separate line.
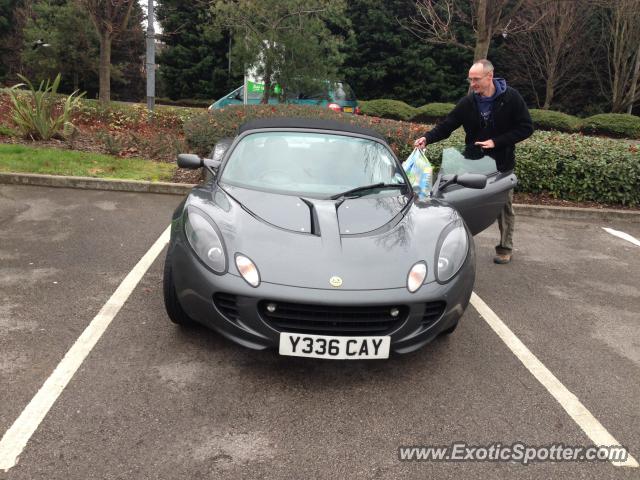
[439, 319, 458, 336]
[163, 250, 194, 326]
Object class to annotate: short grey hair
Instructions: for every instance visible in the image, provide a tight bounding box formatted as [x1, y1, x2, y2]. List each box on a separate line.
[473, 59, 494, 74]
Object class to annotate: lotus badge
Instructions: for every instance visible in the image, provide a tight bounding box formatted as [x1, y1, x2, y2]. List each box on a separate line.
[329, 276, 343, 288]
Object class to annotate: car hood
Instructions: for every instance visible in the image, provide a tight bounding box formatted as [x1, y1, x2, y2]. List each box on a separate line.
[186, 184, 463, 290]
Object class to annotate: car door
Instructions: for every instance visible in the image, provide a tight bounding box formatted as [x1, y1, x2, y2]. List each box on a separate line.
[431, 147, 517, 236]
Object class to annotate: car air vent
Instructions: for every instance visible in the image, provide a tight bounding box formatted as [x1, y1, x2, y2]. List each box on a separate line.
[213, 293, 239, 322]
[422, 301, 446, 327]
[259, 301, 408, 336]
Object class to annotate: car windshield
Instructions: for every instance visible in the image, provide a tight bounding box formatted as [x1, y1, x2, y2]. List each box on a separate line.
[439, 146, 498, 176]
[220, 131, 406, 198]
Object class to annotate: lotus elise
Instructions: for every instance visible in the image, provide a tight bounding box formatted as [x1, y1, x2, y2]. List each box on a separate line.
[163, 118, 516, 359]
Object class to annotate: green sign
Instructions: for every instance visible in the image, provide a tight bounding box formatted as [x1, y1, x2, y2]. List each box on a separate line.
[247, 80, 282, 95]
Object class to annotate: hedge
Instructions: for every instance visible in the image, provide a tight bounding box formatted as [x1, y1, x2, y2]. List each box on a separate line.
[358, 99, 416, 121]
[155, 97, 211, 109]
[74, 99, 200, 130]
[529, 109, 581, 133]
[581, 113, 640, 139]
[411, 103, 455, 123]
[422, 130, 640, 206]
[358, 99, 640, 140]
[185, 104, 640, 205]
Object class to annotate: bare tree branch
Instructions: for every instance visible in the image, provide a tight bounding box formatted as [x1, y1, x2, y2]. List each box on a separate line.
[403, 0, 549, 61]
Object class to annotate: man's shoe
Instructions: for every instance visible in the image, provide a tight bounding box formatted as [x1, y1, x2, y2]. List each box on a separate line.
[493, 253, 512, 264]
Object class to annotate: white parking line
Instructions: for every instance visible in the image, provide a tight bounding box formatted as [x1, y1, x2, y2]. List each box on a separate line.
[470, 292, 638, 468]
[602, 227, 640, 247]
[0, 226, 171, 472]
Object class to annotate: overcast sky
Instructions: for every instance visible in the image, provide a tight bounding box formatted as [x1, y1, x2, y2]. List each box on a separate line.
[139, 0, 162, 33]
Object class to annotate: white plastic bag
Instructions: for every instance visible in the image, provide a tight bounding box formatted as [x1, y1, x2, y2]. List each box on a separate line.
[403, 148, 433, 198]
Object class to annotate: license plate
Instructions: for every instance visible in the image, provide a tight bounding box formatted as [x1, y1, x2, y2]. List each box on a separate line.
[279, 332, 390, 360]
[343, 107, 354, 113]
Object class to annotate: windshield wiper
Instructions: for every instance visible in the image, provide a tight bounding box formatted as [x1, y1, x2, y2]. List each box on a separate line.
[329, 182, 407, 200]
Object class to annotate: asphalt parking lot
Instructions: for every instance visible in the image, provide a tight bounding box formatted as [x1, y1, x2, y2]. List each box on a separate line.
[0, 183, 638, 479]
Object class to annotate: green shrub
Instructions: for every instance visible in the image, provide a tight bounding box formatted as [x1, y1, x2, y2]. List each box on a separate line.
[95, 130, 124, 155]
[515, 132, 640, 205]
[7, 73, 84, 140]
[411, 103, 455, 123]
[358, 99, 416, 121]
[74, 100, 199, 131]
[422, 129, 640, 205]
[0, 124, 17, 137]
[580, 113, 640, 139]
[529, 109, 581, 133]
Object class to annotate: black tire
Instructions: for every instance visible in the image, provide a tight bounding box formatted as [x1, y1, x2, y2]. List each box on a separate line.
[163, 250, 194, 326]
[439, 319, 459, 336]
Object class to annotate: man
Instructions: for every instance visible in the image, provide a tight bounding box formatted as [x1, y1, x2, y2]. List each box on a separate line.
[414, 59, 533, 264]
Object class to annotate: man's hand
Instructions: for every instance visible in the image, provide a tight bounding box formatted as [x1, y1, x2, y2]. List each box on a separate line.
[474, 139, 495, 149]
[414, 136, 427, 149]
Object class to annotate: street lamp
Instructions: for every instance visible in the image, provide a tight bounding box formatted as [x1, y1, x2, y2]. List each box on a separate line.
[146, 0, 156, 117]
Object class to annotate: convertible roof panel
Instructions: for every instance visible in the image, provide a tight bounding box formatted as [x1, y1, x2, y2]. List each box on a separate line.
[237, 117, 387, 142]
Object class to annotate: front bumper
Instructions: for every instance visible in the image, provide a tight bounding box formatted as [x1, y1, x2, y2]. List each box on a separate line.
[169, 238, 475, 355]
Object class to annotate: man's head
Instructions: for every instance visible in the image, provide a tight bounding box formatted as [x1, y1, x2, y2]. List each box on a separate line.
[468, 59, 494, 96]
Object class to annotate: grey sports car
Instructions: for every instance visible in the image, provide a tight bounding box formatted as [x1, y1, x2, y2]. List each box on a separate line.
[163, 118, 516, 359]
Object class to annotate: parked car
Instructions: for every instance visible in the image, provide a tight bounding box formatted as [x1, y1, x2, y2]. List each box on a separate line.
[163, 118, 516, 359]
[208, 81, 360, 114]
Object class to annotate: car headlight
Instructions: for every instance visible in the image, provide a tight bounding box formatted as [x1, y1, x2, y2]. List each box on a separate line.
[407, 261, 427, 293]
[235, 254, 260, 287]
[184, 208, 226, 273]
[436, 222, 468, 283]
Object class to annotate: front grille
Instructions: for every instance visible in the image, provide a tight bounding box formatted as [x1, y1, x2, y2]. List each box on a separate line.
[259, 301, 408, 336]
[213, 293, 239, 322]
[422, 301, 446, 327]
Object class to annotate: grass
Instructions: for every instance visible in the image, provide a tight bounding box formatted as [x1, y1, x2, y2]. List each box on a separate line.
[0, 143, 176, 181]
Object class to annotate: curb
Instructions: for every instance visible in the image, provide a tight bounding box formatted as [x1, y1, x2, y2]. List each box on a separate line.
[1, 172, 638, 222]
[0, 172, 196, 196]
[513, 203, 639, 222]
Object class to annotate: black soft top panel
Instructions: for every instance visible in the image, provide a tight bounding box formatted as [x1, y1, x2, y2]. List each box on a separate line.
[237, 117, 386, 142]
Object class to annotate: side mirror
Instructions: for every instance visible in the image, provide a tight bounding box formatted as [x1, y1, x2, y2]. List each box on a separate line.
[456, 173, 487, 189]
[177, 153, 203, 169]
[177, 153, 221, 171]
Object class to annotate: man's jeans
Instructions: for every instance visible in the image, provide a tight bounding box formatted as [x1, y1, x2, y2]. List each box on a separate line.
[496, 189, 514, 255]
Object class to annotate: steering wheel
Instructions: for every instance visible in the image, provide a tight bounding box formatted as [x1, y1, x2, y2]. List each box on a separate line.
[258, 170, 292, 184]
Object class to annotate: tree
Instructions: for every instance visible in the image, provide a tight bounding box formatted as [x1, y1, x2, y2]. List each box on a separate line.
[17, 0, 144, 100]
[404, 0, 536, 61]
[340, 0, 471, 106]
[337, 0, 470, 105]
[211, 0, 347, 104]
[0, 0, 29, 82]
[156, 0, 239, 100]
[21, 0, 99, 93]
[504, 0, 592, 109]
[596, 0, 640, 113]
[76, 0, 136, 104]
[109, 1, 145, 101]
